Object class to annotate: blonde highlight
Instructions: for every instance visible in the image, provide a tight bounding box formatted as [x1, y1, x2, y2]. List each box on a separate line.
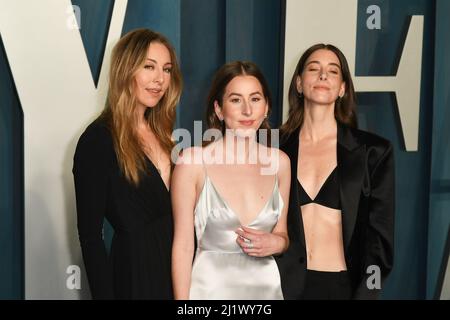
[101, 28, 182, 185]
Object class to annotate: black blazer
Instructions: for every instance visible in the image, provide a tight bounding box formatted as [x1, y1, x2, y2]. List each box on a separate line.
[73, 119, 174, 299]
[275, 123, 395, 299]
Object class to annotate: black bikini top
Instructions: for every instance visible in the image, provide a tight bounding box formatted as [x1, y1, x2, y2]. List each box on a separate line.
[298, 167, 341, 210]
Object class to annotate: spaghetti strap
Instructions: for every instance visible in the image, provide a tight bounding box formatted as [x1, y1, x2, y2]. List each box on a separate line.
[190, 156, 284, 300]
[200, 150, 208, 179]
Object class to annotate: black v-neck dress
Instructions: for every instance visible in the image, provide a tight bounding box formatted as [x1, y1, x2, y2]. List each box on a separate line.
[73, 118, 173, 299]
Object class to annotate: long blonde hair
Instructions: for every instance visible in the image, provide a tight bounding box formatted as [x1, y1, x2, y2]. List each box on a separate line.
[101, 28, 183, 185]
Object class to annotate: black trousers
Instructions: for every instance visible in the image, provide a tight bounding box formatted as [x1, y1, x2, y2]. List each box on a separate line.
[301, 269, 352, 300]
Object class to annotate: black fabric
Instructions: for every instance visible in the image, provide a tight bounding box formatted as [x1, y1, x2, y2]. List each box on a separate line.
[298, 166, 341, 210]
[302, 270, 352, 300]
[275, 123, 395, 300]
[72, 118, 173, 300]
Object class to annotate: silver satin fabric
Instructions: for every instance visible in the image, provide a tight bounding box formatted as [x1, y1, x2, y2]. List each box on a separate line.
[189, 175, 284, 300]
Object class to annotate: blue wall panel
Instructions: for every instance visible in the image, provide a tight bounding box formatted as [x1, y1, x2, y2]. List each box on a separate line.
[178, 0, 283, 136]
[0, 35, 24, 299]
[71, 0, 115, 86]
[356, 0, 436, 299]
[226, 0, 284, 127]
[179, 0, 226, 135]
[428, 0, 450, 299]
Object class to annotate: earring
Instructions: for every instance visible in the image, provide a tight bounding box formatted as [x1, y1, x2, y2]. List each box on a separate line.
[297, 90, 303, 98]
[264, 114, 268, 119]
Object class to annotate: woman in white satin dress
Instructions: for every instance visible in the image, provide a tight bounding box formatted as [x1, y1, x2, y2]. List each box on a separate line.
[171, 61, 291, 300]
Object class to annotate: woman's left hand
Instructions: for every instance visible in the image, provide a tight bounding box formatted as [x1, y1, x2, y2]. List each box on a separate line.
[235, 226, 285, 257]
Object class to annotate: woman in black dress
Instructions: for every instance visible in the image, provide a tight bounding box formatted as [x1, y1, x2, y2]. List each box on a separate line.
[73, 28, 182, 299]
[276, 44, 394, 299]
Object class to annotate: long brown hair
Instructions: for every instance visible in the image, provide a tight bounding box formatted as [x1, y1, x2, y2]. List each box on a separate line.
[205, 61, 272, 144]
[280, 44, 357, 139]
[100, 28, 183, 185]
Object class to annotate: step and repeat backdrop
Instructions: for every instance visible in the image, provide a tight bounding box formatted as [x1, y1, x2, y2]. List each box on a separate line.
[0, 0, 449, 299]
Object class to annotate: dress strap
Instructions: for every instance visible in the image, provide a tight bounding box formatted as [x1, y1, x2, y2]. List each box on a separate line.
[200, 149, 208, 178]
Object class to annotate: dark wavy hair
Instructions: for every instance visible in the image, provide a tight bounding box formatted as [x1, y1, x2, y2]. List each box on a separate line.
[205, 61, 272, 145]
[280, 43, 357, 139]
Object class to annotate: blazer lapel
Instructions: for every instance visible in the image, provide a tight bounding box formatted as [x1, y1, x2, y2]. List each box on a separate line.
[281, 128, 306, 248]
[282, 128, 299, 175]
[337, 124, 366, 249]
[283, 124, 366, 250]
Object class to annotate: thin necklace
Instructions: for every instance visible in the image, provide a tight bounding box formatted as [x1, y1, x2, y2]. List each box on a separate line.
[145, 145, 163, 175]
[139, 125, 163, 175]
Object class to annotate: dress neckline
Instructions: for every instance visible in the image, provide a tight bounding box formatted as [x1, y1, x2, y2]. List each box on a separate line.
[144, 156, 170, 193]
[203, 175, 279, 226]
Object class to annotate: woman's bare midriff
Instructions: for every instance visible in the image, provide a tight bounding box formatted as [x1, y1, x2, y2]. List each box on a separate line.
[301, 203, 347, 271]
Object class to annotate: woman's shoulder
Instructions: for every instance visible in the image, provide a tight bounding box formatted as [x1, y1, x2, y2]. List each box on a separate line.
[344, 126, 394, 170]
[78, 117, 112, 145]
[277, 148, 291, 175]
[265, 146, 289, 164]
[175, 146, 203, 165]
[74, 117, 114, 161]
[82, 116, 111, 138]
[172, 146, 204, 186]
[262, 146, 290, 175]
[173, 146, 205, 180]
[347, 125, 393, 151]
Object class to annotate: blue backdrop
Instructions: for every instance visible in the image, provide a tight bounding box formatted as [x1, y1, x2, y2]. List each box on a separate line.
[428, 0, 450, 300]
[355, 0, 435, 299]
[0, 34, 24, 300]
[0, 0, 448, 299]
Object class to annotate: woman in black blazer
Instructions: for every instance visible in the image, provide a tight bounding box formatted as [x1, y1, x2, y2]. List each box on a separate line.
[275, 44, 394, 300]
[73, 29, 182, 299]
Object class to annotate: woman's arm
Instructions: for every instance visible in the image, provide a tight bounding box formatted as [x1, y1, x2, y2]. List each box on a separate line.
[171, 148, 199, 299]
[72, 124, 113, 299]
[236, 149, 291, 257]
[354, 141, 395, 299]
